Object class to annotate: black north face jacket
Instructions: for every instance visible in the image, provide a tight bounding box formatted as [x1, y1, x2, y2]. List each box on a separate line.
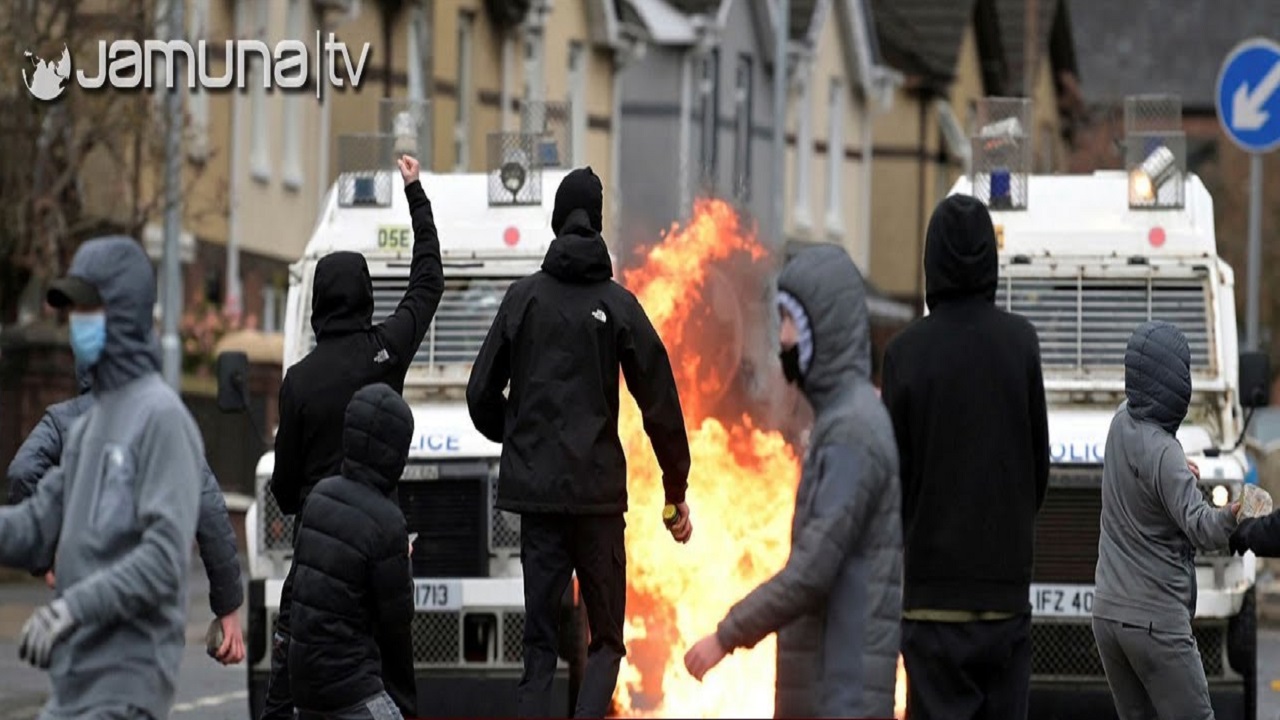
[289, 383, 417, 715]
[270, 179, 443, 516]
[466, 167, 690, 514]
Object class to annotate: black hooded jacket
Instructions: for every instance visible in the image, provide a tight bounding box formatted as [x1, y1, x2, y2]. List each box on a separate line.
[270, 180, 443, 516]
[289, 383, 416, 715]
[881, 195, 1050, 613]
[467, 167, 690, 514]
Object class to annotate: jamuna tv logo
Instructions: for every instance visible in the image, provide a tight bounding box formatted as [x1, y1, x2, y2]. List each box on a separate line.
[22, 34, 371, 102]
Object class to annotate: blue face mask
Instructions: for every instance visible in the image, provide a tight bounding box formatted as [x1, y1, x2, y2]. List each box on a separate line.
[68, 312, 107, 367]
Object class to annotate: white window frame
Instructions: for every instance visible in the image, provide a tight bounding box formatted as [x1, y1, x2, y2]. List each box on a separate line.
[793, 72, 813, 229]
[249, 0, 271, 183]
[824, 78, 845, 234]
[698, 49, 719, 184]
[187, 0, 210, 162]
[568, 42, 587, 166]
[454, 11, 474, 172]
[281, 0, 305, 189]
[732, 54, 752, 200]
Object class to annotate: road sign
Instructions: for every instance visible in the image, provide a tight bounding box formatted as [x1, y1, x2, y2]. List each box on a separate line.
[1216, 37, 1280, 154]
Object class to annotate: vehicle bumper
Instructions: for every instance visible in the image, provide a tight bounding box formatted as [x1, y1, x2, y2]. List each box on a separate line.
[248, 667, 571, 718]
[1030, 681, 1244, 720]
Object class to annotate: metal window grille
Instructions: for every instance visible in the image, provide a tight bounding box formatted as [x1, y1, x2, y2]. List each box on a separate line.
[999, 270, 1213, 375]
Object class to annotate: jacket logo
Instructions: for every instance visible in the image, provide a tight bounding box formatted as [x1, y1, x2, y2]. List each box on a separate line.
[592, 309, 607, 323]
[374, 348, 390, 364]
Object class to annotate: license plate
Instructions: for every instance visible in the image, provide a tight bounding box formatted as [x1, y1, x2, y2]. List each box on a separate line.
[1030, 584, 1095, 617]
[414, 580, 462, 612]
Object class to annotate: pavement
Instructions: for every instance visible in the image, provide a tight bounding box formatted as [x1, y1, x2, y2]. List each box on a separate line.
[0, 562, 247, 720]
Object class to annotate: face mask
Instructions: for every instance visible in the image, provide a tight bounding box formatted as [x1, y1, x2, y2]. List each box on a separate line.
[779, 345, 803, 386]
[69, 312, 107, 367]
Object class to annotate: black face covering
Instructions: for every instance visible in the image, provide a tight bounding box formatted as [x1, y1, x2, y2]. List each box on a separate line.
[779, 345, 803, 386]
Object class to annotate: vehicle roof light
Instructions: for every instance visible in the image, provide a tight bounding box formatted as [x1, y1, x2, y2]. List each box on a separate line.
[1129, 146, 1177, 207]
[990, 169, 1013, 210]
[393, 110, 417, 156]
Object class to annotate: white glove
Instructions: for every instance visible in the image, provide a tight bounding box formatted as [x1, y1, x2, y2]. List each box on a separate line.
[19, 599, 77, 669]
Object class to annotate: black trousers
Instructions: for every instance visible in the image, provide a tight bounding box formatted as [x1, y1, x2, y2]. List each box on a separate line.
[901, 614, 1032, 720]
[260, 530, 300, 720]
[518, 513, 627, 719]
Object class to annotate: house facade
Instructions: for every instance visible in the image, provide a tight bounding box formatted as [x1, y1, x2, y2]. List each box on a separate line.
[614, 0, 781, 262]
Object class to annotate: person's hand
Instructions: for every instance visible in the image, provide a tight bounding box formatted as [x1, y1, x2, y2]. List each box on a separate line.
[668, 502, 692, 544]
[19, 599, 77, 669]
[684, 633, 727, 681]
[1230, 525, 1251, 556]
[211, 613, 246, 665]
[1188, 460, 1200, 480]
[43, 570, 55, 590]
[1231, 500, 1243, 519]
[398, 155, 420, 185]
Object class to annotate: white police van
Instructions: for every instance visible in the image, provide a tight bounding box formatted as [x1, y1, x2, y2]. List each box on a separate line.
[222, 100, 588, 718]
[951, 96, 1269, 719]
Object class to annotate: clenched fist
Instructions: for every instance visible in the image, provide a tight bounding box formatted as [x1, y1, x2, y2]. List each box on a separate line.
[398, 155, 420, 185]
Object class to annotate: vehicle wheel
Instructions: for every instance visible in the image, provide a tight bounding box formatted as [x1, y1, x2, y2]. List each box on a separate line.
[559, 584, 589, 713]
[1228, 587, 1257, 720]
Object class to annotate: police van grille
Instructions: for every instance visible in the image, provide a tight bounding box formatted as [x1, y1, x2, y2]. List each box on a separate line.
[400, 479, 489, 578]
[999, 274, 1213, 373]
[1033, 468, 1103, 584]
[370, 274, 517, 366]
[1032, 621, 1227, 680]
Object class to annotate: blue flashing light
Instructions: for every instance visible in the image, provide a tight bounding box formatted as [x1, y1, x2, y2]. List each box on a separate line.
[352, 176, 379, 205]
[990, 169, 1012, 201]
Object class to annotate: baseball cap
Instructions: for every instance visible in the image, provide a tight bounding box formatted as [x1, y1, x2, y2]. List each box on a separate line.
[47, 276, 103, 309]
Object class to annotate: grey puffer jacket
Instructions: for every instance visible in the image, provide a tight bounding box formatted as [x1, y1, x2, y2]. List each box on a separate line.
[715, 244, 902, 718]
[6, 368, 243, 618]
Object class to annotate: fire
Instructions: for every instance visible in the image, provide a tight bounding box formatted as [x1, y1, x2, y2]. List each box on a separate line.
[611, 199, 908, 718]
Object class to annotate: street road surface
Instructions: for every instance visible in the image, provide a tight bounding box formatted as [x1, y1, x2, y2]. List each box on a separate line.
[0, 564, 244, 720]
[2, 568, 1280, 719]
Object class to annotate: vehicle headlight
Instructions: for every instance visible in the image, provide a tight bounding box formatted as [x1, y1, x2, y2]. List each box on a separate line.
[1210, 484, 1230, 508]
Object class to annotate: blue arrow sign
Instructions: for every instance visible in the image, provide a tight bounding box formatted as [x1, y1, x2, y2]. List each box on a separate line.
[1217, 37, 1280, 154]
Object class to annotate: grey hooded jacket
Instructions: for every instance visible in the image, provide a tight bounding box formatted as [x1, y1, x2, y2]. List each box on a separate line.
[0, 236, 203, 720]
[715, 244, 902, 718]
[1093, 321, 1237, 634]
[6, 364, 243, 617]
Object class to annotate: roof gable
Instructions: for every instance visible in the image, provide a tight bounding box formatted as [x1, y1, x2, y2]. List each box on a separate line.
[1068, 0, 1280, 109]
[870, 0, 977, 87]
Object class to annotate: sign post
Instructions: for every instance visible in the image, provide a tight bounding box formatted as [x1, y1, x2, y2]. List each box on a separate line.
[1217, 37, 1280, 351]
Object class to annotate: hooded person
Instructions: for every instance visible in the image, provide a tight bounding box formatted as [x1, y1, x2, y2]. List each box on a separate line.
[880, 194, 1050, 720]
[7, 363, 94, 505]
[1092, 321, 1241, 720]
[288, 383, 416, 720]
[467, 166, 693, 718]
[682, 244, 902, 718]
[261, 155, 441, 720]
[0, 235, 204, 720]
[6, 361, 246, 664]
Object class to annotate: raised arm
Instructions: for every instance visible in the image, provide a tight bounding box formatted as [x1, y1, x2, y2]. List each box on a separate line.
[377, 158, 444, 367]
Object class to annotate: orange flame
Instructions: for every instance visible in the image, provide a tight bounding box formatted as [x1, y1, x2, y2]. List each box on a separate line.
[612, 199, 907, 718]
